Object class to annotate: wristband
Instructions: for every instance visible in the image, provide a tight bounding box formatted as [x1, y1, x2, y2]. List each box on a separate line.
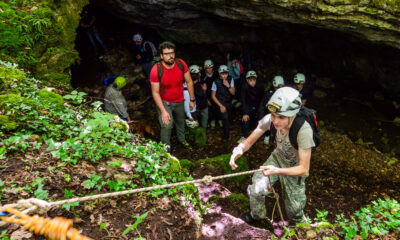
[190, 99, 195, 102]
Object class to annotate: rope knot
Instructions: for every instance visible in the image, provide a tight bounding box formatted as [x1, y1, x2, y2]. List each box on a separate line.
[202, 175, 213, 185]
[15, 198, 51, 214]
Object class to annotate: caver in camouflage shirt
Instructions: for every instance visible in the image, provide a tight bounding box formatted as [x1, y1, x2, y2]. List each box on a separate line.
[248, 113, 315, 223]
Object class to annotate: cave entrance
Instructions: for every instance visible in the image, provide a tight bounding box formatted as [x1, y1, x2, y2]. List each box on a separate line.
[70, 2, 400, 158]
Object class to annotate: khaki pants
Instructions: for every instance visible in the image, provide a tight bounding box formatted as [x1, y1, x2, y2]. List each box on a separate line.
[247, 153, 307, 223]
[157, 100, 186, 146]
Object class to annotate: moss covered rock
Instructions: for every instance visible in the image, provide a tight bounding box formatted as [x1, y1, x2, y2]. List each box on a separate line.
[38, 89, 64, 109]
[0, 94, 39, 113]
[180, 159, 195, 174]
[167, 154, 182, 174]
[0, 65, 31, 93]
[198, 154, 249, 183]
[225, 193, 250, 211]
[0, 115, 18, 131]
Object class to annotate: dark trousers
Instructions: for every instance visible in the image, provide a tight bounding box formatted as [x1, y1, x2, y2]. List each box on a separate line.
[241, 106, 258, 138]
[219, 105, 232, 140]
[208, 102, 220, 123]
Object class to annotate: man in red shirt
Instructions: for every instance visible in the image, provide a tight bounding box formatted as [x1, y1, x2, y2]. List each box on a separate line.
[150, 41, 195, 151]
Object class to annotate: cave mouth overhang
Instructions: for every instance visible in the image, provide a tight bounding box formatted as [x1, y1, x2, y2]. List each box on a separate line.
[74, 1, 400, 98]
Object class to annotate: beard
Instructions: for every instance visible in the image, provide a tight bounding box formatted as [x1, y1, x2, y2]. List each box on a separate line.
[164, 58, 175, 66]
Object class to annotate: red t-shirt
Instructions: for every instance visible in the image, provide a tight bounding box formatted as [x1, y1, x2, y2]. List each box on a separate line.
[150, 59, 189, 103]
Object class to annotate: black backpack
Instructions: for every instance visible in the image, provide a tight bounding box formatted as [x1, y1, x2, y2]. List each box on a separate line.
[153, 58, 185, 95]
[271, 106, 321, 152]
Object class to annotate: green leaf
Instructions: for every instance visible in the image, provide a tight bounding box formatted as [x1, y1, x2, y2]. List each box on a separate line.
[122, 211, 149, 235]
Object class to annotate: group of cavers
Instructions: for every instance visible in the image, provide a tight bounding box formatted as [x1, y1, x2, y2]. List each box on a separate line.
[81, 9, 321, 226]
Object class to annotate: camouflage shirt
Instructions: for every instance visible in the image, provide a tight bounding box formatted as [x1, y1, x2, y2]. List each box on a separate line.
[258, 114, 315, 168]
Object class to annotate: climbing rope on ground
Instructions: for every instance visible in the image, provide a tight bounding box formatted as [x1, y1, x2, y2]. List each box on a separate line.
[0, 207, 93, 240]
[0, 168, 284, 239]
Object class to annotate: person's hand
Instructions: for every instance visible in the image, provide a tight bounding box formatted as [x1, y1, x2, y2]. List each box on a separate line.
[242, 115, 250, 122]
[161, 111, 170, 125]
[190, 118, 194, 121]
[226, 53, 230, 61]
[189, 101, 195, 110]
[220, 105, 226, 113]
[260, 165, 279, 176]
[230, 143, 245, 170]
[136, 54, 141, 60]
[223, 79, 230, 88]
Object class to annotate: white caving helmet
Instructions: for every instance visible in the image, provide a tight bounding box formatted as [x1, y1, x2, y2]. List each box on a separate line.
[218, 65, 229, 73]
[204, 59, 214, 68]
[272, 75, 285, 88]
[246, 70, 257, 79]
[132, 33, 143, 42]
[267, 87, 302, 117]
[185, 119, 199, 128]
[189, 65, 200, 74]
[293, 73, 306, 84]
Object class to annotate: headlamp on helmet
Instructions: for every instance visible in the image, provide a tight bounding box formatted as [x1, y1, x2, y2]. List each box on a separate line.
[218, 65, 229, 74]
[189, 65, 200, 74]
[266, 87, 302, 117]
[294, 73, 306, 84]
[246, 70, 257, 79]
[272, 75, 285, 88]
[204, 59, 214, 68]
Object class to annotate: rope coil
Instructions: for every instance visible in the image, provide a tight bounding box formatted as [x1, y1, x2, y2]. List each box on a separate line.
[1, 207, 93, 240]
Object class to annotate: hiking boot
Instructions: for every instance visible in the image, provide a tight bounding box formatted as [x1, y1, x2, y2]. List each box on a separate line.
[180, 140, 192, 149]
[239, 212, 255, 225]
[237, 136, 246, 143]
[218, 120, 223, 127]
[210, 120, 215, 128]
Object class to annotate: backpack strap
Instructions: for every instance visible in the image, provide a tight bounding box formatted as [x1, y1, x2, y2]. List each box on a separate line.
[176, 58, 185, 77]
[288, 116, 306, 150]
[156, 62, 166, 95]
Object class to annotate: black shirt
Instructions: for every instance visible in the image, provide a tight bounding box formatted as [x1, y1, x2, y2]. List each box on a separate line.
[241, 82, 264, 115]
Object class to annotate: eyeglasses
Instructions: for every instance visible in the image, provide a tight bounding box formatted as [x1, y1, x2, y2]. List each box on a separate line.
[267, 102, 281, 113]
[162, 52, 175, 56]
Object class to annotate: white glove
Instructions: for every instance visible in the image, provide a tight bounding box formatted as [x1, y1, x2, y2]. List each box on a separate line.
[230, 143, 245, 170]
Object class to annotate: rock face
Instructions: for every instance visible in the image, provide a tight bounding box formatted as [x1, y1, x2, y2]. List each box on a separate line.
[91, 0, 400, 95]
[95, 0, 400, 49]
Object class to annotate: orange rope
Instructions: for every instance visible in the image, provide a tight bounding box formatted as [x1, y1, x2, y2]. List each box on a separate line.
[1, 207, 93, 240]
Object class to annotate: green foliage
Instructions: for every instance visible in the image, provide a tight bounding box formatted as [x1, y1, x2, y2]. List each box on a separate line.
[0, 1, 52, 69]
[0, 0, 86, 81]
[198, 154, 249, 183]
[0, 115, 18, 131]
[83, 173, 103, 191]
[0, 64, 30, 93]
[185, 127, 207, 148]
[24, 177, 48, 200]
[122, 211, 149, 239]
[314, 209, 329, 222]
[63, 90, 87, 105]
[38, 89, 64, 109]
[336, 198, 400, 239]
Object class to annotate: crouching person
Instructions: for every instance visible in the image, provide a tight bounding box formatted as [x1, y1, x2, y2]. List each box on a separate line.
[104, 76, 131, 122]
[230, 87, 314, 224]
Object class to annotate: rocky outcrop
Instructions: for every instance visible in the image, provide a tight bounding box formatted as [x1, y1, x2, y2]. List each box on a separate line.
[95, 0, 400, 49]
